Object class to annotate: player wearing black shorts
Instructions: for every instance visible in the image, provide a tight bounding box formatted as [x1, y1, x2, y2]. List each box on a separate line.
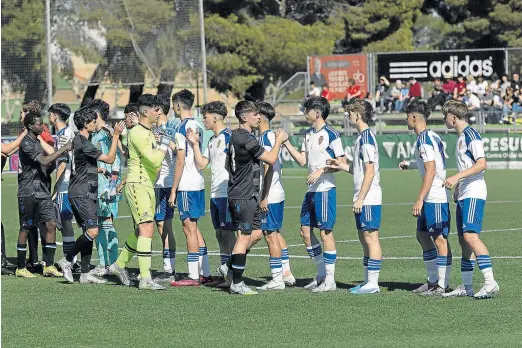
[226, 101, 287, 295]
[15, 111, 72, 278]
[58, 107, 124, 284]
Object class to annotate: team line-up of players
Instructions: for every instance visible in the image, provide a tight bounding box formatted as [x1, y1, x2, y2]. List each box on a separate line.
[10, 90, 499, 297]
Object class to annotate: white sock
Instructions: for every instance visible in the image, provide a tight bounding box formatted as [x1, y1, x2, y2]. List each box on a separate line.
[187, 252, 199, 280]
[269, 257, 283, 282]
[482, 268, 495, 286]
[163, 249, 175, 274]
[199, 246, 211, 277]
[367, 258, 381, 287]
[461, 258, 474, 289]
[363, 256, 369, 284]
[477, 255, 495, 286]
[323, 250, 337, 284]
[307, 244, 326, 279]
[462, 271, 473, 288]
[281, 248, 290, 274]
[423, 249, 438, 283]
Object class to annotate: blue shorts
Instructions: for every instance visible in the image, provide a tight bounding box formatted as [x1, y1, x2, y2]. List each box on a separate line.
[300, 188, 336, 231]
[456, 198, 485, 235]
[155, 188, 175, 221]
[262, 201, 285, 232]
[354, 205, 381, 231]
[210, 197, 234, 230]
[417, 202, 450, 236]
[177, 190, 205, 221]
[55, 192, 73, 221]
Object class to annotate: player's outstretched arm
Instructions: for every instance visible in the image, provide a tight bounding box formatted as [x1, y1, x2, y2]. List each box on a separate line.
[186, 129, 209, 170]
[283, 140, 306, 167]
[33, 140, 71, 167]
[1, 130, 27, 155]
[399, 160, 418, 170]
[327, 158, 352, 173]
[98, 121, 125, 165]
[38, 136, 55, 155]
[258, 129, 288, 165]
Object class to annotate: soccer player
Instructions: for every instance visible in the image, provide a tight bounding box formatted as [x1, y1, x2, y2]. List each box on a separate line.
[58, 108, 124, 284]
[226, 101, 288, 295]
[108, 94, 175, 290]
[185, 101, 236, 284]
[16, 111, 71, 278]
[153, 94, 179, 282]
[248, 101, 295, 290]
[327, 99, 382, 294]
[169, 89, 212, 286]
[441, 100, 499, 299]
[399, 100, 452, 296]
[283, 96, 345, 292]
[48, 103, 77, 269]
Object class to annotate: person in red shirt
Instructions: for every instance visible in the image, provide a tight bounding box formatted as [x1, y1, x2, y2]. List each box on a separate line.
[321, 84, 333, 101]
[346, 78, 362, 100]
[453, 75, 467, 100]
[442, 77, 456, 95]
[408, 77, 422, 98]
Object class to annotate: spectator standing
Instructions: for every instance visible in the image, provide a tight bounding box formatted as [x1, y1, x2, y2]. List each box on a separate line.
[375, 76, 391, 113]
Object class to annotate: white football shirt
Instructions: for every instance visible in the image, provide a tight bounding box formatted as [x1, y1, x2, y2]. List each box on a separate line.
[455, 126, 487, 200]
[414, 129, 449, 203]
[55, 126, 74, 194]
[259, 130, 285, 204]
[155, 117, 180, 188]
[174, 118, 205, 191]
[203, 128, 231, 198]
[301, 125, 345, 192]
[353, 128, 382, 205]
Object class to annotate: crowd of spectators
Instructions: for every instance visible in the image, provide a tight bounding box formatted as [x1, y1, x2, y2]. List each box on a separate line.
[373, 73, 521, 124]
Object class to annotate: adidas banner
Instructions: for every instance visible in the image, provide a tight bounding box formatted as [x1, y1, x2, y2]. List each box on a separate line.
[376, 49, 506, 82]
[281, 133, 522, 170]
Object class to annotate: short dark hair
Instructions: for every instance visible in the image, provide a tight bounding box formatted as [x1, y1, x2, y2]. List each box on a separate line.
[137, 94, 158, 114]
[23, 111, 41, 129]
[234, 100, 258, 123]
[74, 107, 97, 130]
[88, 99, 110, 121]
[408, 76, 415, 81]
[172, 89, 194, 110]
[202, 101, 227, 119]
[156, 94, 171, 115]
[255, 101, 276, 122]
[442, 100, 468, 120]
[310, 81, 315, 86]
[48, 103, 71, 122]
[345, 99, 373, 124]
[404, 100, 431, 119]
[349, 78, 356, 85]
[303, 96, 330, 119]
[124, 103, 139, 114]
[22, 100, 41, 114]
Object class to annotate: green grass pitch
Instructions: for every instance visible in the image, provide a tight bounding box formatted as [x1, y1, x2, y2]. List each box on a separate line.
[2, 168, 522, 347]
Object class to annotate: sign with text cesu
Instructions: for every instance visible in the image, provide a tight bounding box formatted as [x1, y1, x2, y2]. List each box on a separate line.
[281, 132, 522, 169]
[377, 50, 506, 82]
[308, 54, 367, 99]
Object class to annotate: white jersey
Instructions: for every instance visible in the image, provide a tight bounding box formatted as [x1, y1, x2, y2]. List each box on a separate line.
[55, 126, 74, 194]
[259, 130, 285, 204]
[174, 118, 205, 191]
[353, 128, 382, 205]
[203, 128, 231, 198]
[155, 117, 180, 188]
[301, 125, 345, 192]
[456, 126, 487, 200]
[414, 129, 449, 203]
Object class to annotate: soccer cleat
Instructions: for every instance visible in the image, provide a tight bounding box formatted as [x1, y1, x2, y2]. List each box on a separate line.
[351, 284, 380, 295]
[348, 283, 365, 293]
[2, 266, 14, 276]
[442, 284, 474, 298]
[15, 268, 36, 278]
[58, 258, 74, 283]
[304, 277, 325, 290]
[216, 264, 228, 279]
[419, 285, 445, 297]
[412, 281, 438, 293]
[90, 265, 108, 277]
[154, 272, 177, 284]
[200, 275, 221, 286]
[43, 265, 63, 278]
[311, 281, 337, 293]
[474, 281, 499, 299]
[171, 278, 200, 287]
[108, 263, 132, 286]
[72, 261, 82, 273]
[26, 261, 43, 274]
[230, 281, 258, 295]
[79, 273, 108, 284]
[283, 274, 296, 286]
[139, 278, 166, 290]
[256, 279, 285, 291]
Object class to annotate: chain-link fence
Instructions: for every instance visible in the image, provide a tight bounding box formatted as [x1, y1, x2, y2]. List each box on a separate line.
[1, 0, 205, 136]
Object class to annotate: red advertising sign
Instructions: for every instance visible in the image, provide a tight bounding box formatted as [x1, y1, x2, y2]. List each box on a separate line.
[309, 55, 368, 100]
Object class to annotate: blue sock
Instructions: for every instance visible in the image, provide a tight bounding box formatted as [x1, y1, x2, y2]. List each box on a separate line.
[461, 258, 475, 288]
[107, 228, 119, 265]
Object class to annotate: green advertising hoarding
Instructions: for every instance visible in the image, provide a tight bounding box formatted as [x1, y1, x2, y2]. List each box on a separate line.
[280, 132, 522, 169]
